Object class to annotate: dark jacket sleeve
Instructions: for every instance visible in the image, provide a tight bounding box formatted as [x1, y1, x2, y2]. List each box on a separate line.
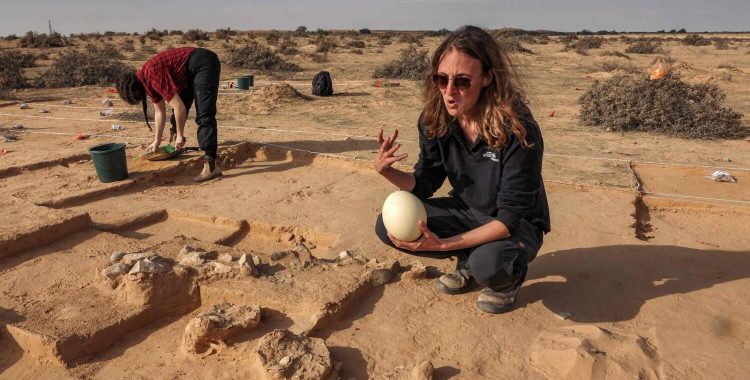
[495, 118, 544, 234]
[411, 115, 447, 200]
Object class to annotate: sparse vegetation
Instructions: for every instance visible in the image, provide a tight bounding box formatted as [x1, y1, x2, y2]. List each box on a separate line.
[600, 50, 631, 59]
[18, 31, 68, 48]
[598, 59, 639, 73]
[37, 46, 130, 87]
[183, 29, 210, 42]
[0, 51, 31, 89]
[226, 43, 301, 71]
[493, 33, 534, 54]
[682, 34, 711, 46]
[372, 45, 429, 80]
[579, 73, 746, 139]
[625, 41, 663, 54]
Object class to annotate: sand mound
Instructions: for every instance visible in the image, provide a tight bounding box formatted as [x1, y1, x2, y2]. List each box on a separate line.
[250, 83, 310, 105]
[530, 325, 662, 379]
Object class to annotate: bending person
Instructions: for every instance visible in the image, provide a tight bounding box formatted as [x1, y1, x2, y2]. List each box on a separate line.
[115, 47, 222, 182]
[374, 26, 550, 314]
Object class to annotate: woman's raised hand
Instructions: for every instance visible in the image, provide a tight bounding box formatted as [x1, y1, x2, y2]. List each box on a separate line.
[374, 128, 408, 174]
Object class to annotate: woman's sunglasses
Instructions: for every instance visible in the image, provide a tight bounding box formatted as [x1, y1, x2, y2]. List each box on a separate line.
[431, 74, 472, 92]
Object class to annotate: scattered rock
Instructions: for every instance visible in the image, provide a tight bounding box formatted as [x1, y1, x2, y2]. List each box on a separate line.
[404, 261, 428, 280]
[337, 251, 352, 261]
[238, 254, 259, 277]
[128, 257, 171, 275]
[255, 329, 332, 379]
[39, 108, 49, 114]
[366, 259, 400, 287]
[102, 98, 113, 107]
[121, 252, 155, 265]
[412, 360, 434, 380]
[179, 251, 206, 267]
[110, 251, 125, 263]
[271, 250, 289, 261]
[278, 232, 295, 243]
[19, 102, 29, 109]
[179, 245, 196, 256]
[218, 253, 234, 263]
[182, 303, 261, 355]
[252, 255, 262, 266]
[722, 157, 732, 162]
[212, 261, 233, 274]
[101, 262, 131, 288]
[12, 124, 24, 130]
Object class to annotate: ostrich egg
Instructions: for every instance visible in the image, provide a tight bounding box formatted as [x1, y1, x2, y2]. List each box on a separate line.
[382, 191, 428, 242]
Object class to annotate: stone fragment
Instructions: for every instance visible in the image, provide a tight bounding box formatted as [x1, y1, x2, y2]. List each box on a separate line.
[412, 360, 434, 380]
[366, 259, 401, 287]
[128, 257, 170, 275]
[218, 253, 234, 263]
[110, 251, 125, 262]
[279, 232, 295, 242]
[179, 245, 196, 256]
[19, 102, 29, 109]
[255, 329, 332, 379]
[404, 261, 428, 280]
[270, 250, 289, 261]
[238, 254, 259, 277]
[252, 255, 262, 266]
[101, 262, 131, 288]
[212, 261, 233, 274]
[182, 303, 261, 355]
[179, 252, 206, 267]
[122, 252, 154, 265]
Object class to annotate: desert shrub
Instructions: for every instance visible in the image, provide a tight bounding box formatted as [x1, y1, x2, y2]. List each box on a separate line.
[372, 45, 429, 80]
[598, 59, 639, 73]
[87, 43, 123, 59]
[428, 28, 452, 37]
[574, 46, 589, 56]
[37, 46, 130, 87]
[18, 31, 68, 48]
[308, 53, 328, 63]
[600, 50, 630, 59]
[122, 39, 135, 52]
[494, 33, 533, 54]
[138, 35, 146, 44]
[265, 30, 281, 45]
[0, 51, 29, 89]
[398, 33, 424, 46]
[359, 28, 371, 35]
[713, 38, 729, 50]
[226, 43, 301, 71]
[346, 40, 366, 49]
[560, 34, 578, 44]
[183, 29, 209, 42]
[216, 28, 235, 40]
[682, 34, 710, 46]
[578, 73, 746, 139]
[350, 49, 363, 55]
[0, 50, 37, 68]
[277, 39, 300, 56]
[141, 44, 157, 54]
[6, 34, 18, 41]
[314, 37, 337, 53]
[574, 36, 604, 49]
[624, 41, 663, 54]
[169, 30, 183, 36]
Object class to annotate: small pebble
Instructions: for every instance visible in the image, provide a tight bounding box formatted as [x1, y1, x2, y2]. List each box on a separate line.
[279, 356, 291, 366]
[110, 251, 125, 262]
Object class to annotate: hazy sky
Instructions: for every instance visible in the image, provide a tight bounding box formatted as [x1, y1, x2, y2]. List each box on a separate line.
[0, 0, 747, 36]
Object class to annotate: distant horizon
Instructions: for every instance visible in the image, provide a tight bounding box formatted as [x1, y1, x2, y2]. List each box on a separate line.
[1, 1, 748, 36]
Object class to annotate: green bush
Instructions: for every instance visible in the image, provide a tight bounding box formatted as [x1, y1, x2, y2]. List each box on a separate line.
[372, 45, 429, 80]
[578, 73, 746, 139]
[37, 46, 130, 87]
[226, 43, 301, 71]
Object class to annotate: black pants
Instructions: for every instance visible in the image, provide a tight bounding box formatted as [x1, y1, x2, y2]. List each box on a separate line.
[169, 48, 220, 159]
[375, 196, 543, 292]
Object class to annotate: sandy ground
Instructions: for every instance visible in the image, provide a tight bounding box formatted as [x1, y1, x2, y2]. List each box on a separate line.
[1, 32, 749, 379]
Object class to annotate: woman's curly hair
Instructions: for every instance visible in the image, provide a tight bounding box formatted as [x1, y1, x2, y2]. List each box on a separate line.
[115, 71, 151, 131]
[423, 25, 531, 150]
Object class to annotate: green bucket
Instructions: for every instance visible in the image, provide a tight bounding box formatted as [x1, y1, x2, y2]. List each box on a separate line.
[237, 75, 254, 90]
[89, 143, 128, 183]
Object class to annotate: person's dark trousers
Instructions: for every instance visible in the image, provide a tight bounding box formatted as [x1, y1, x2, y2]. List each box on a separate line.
[375, 196, 543, 292]
[170, 48, 221, 159]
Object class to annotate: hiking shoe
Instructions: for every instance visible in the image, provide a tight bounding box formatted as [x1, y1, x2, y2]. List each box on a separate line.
[435, 268, 477, 295]
[194, 157, 222, 182]
[476, 286, 520, 314]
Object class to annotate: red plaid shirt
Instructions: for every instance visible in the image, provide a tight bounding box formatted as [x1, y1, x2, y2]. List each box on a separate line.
[136, 47, 196, 103]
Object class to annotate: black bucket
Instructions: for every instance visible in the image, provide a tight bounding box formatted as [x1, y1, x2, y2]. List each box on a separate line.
[89, 143, 128, 183]
[237, 75, 254, 90]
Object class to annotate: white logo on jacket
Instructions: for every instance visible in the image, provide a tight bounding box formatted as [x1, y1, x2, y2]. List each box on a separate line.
[483, 151, 499, 162]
